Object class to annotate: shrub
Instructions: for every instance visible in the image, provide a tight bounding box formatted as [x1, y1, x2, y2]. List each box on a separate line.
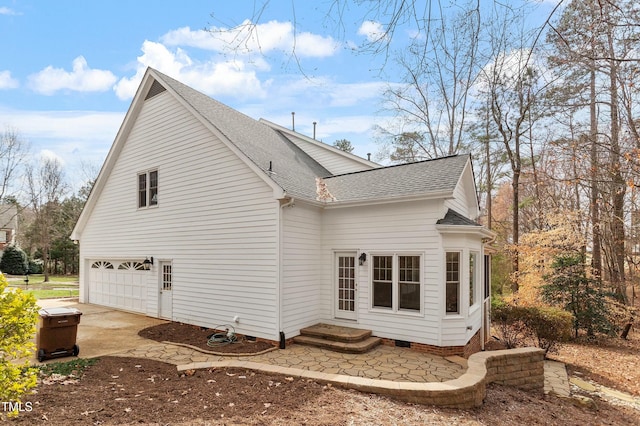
[491, 299, 529, 349]
[28, 259, 43, 275]
[0, 245, 28, 275]
[520, 305, 573, 354]
[491, 299, 573, 355]
[0, 273, 38, 418]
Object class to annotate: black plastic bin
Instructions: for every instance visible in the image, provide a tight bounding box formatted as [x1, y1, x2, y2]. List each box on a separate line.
[36, 307, 82, 362]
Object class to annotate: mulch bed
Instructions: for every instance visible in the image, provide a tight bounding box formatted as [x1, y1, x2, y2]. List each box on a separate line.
[138, 321, 275, 354]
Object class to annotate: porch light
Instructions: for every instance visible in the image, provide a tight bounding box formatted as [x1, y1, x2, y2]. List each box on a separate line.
[359, 252, 367, 266]
[143, 257, 154, 270]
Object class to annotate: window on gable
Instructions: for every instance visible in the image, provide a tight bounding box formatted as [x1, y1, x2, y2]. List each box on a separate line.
[149, 170, 158, 206]
[372, 254, 421, 313]
[446, 252, 460, 315]
[138, 170, 158, 208]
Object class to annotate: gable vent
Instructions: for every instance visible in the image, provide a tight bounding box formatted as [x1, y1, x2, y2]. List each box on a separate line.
[145, 80, 167, 100]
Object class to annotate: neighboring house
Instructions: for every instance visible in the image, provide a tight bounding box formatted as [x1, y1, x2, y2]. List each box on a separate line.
[0, 204, 18, 250]
[71, 68, 495, 356]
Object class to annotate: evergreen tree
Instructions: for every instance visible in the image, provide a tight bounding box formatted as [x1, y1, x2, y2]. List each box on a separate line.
[0, 245, 28, 275]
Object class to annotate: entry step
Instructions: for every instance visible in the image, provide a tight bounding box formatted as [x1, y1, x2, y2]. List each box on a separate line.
[294, 323, 381, 354]
[293, 335, 381, 354]
[299, 323, 372, 342]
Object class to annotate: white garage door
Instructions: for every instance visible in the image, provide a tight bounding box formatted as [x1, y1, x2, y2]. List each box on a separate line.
[88, 260, 147, 314]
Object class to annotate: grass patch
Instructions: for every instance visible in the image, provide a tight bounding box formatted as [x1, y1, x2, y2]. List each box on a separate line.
[23, 289, 79, 299]
[22, 275, 79, 285]
[38, 358, 98, 377]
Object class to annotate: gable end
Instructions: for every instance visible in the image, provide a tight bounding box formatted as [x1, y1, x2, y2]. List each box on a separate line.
[145, 80, 167, 100]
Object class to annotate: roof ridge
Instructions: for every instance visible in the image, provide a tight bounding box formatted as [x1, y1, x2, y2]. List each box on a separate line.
[324, 153, 469, 179]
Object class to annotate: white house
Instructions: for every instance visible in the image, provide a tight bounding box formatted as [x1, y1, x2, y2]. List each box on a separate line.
[71, 68, 494, 357]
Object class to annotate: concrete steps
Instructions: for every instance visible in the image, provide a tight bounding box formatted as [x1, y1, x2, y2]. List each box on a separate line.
[293, 323, 381, 354]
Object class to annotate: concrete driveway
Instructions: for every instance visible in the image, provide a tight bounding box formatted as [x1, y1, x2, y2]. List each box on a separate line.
[36, 299, 167, 362]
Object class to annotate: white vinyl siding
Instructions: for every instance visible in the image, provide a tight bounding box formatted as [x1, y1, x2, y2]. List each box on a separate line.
[79, 91, 279, 340]
[281, 202, 324, 335]
[283, 134, 375, 175]
[321, 200, 443, 345]
[444, 162, 478, 219]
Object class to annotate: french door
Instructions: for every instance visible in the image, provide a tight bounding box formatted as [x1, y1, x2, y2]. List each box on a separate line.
[335, 253, 357, 320]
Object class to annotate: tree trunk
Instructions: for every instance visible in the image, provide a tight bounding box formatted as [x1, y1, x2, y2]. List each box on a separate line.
[590, 66, 602, 280]
[43, 247, 50, 283]
[607, 20, 626, 301]
[511, 167, 520, 293]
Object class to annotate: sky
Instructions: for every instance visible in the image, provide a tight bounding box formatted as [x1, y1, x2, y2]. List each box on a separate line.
[0, 1, 556, 191]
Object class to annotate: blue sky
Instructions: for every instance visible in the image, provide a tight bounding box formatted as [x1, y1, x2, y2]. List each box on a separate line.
[0, 1, 554, 190]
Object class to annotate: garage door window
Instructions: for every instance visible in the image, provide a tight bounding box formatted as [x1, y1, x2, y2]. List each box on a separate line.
[91, 261, 114, 269]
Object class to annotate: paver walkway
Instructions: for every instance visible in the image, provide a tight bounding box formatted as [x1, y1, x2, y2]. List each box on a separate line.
[544, 360, 570, 397]
[114, 342, 466, 383]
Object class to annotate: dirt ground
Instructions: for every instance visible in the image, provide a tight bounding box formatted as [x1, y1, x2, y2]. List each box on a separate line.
[549, 330, 640, 396]
[138, 322, 275, 354]
[6, 322, 640, 425]
[7, 356, 640, 426]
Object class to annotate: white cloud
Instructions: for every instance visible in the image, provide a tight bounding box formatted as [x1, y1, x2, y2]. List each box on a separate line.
[0, 7, 19, 15]
[39, 149, 66, 166]
[0, 70, 19, 89]
[357, 21, 388, 43]
[162, 21, 338, 58]
[114, 40, 267, 101]
[28, 56, 117, 95]
[0, 107, 124, 190]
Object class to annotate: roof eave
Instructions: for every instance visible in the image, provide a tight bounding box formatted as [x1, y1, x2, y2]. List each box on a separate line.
[436, 224, 496, 239]
[322, 190, 454, 209]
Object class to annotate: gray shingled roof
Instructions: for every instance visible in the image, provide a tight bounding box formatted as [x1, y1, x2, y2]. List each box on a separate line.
[324, 155, 469, 202]
[155, 70, 330, 200]
[153, 69, 469, 204]
[436, 209, 481, 226]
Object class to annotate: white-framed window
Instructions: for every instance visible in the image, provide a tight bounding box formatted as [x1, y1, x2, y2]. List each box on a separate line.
[469, 252, 478, 307]
[162, 263, 172, 291]
[445, 251, 460, 315]
[138, 169, 158, 208]
[372, 253, 422, 313]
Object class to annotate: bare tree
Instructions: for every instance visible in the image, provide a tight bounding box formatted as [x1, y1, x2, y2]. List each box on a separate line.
[25, 157, 68, 282]
[0, 127, 29, 230]
[380, 1, 481, 159]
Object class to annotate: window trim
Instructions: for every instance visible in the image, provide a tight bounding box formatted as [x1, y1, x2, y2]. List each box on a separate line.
[137, 169, 158, 209]
[369, 252, 423, 316]
[445, 250, 461, 316]
[469, 251, 479, 308]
